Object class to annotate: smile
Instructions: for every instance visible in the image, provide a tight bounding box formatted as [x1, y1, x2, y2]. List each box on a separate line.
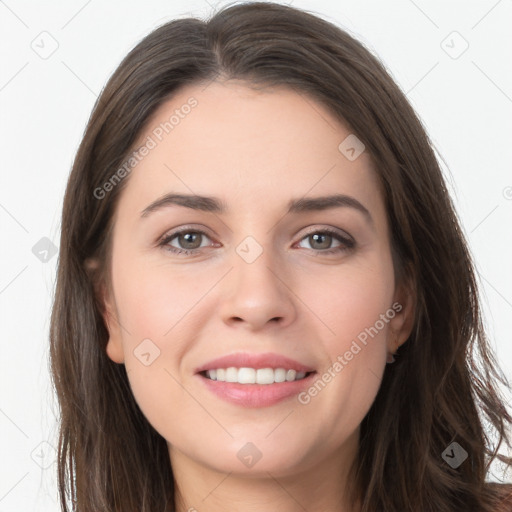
[195, 352, 317, 407]
[202, 367, 310, 384]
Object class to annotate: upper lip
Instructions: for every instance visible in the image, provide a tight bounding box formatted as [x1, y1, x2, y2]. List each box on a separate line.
[195, 352, 316, 374]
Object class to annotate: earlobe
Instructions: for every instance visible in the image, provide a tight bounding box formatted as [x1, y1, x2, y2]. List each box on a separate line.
[106, 340, 125, 364]
[388, 278, 416, 353]
[101, 287, 125, 364]
[86, 258, 125, 364]
[104, 308, 125, 364]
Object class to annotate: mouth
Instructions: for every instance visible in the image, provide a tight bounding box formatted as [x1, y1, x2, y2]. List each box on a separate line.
[200, 367, 314, 384]
[195, 352, 317, 408]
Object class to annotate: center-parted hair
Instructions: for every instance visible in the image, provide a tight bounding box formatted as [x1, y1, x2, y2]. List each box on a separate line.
[49, 2, 512, 511]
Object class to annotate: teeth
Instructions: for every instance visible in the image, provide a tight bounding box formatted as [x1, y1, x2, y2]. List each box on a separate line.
[274, 368, 286, 383]
[257, 368, 274, 384]
[238, 367, 256, 384]
[225, 367, 238, 382]
[286, 369, 296, 381]
[205, 367, 309, 384]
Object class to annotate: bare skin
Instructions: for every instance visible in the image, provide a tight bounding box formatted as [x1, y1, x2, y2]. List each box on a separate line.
[99, 79, 415, 512]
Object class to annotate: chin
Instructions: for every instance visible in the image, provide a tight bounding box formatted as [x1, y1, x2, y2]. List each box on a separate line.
[187, 435, 319, 477]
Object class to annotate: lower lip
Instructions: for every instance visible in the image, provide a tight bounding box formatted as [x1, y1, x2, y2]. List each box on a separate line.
[197, 372, 316, 408]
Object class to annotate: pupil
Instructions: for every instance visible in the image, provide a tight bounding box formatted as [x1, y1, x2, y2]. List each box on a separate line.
[180, 232, 200, 249]
[311, 233, 331, 249]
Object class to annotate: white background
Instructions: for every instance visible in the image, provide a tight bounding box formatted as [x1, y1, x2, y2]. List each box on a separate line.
[0, 0, 511, 510]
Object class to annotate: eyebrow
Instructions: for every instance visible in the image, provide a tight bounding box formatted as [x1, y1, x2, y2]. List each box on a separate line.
[140, 193, 373, 225]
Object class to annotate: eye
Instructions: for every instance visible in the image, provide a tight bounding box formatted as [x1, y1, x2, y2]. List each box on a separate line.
[159, 228, 216, 255]
[158, 226, 355, 257]
[295, 227, 355, 255]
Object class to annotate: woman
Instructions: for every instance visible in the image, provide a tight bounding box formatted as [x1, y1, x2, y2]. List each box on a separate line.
[49, 2, 512, 511]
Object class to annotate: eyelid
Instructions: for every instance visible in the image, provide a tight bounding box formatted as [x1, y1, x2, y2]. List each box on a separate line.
[158, 224, 353, 244]
[157, 224, 214, 243]
[294, 225, 355, 255]
[158, 224, 356, 255]
[298, 224, 354, 243]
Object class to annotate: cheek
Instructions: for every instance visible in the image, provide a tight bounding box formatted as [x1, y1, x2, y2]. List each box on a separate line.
[113, 256, 215, 343]
[110, 257, 219, 432]
[295, 253, 394, 430]
[307, 252, 395, 350]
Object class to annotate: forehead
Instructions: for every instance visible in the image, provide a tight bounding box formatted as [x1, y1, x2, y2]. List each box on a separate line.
[119, 80, 385, 225]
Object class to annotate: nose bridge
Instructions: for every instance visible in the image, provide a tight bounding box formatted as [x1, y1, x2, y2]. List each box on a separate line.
[233, 233, 285, 297]
[218, 232, 296, 329]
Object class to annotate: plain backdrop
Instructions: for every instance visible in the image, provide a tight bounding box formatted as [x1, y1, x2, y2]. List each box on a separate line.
[0, 0, 511, 510]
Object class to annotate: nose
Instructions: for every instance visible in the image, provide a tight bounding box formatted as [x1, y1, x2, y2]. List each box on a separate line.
[218, 245, 297, 331]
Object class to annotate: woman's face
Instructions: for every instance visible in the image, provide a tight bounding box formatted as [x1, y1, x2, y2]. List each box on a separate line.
[101, 80, 413, 477]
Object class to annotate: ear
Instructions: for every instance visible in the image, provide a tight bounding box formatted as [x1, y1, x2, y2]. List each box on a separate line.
[387, 273, 416, 354]
[102, 291, 125, 364]
[85, 258, 125, 364]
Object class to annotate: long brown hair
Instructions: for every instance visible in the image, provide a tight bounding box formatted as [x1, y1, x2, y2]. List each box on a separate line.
[50, 2, 512, 510]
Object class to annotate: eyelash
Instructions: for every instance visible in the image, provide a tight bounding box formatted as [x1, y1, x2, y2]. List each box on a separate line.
[158, 226, 355, 256]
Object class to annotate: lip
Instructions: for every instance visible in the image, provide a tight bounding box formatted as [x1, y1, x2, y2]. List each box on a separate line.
[195, 352, 316, 408]
[198, 372, 316, 408]
[194, 352, 315, 374]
